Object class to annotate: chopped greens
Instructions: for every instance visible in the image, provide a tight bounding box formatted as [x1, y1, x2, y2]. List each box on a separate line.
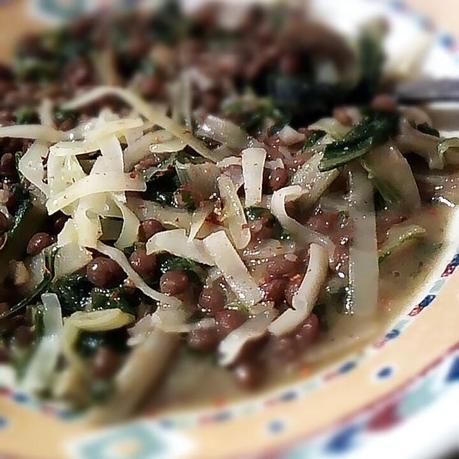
[51, 273, 92, 315]
[15, 106, 38, 125]
[0, 186, 47, 282]
[0, 248, 56, 323]
[158, 254, 207, 282]
[52, 274, 138, 315]
[319, 110, 400, 171]
[302, 130, 326, 151]
[416, 122, 440, 138]
[223, 96, 288, 133]
[91, 287, 138, 315]
[245, 207, 290, 240]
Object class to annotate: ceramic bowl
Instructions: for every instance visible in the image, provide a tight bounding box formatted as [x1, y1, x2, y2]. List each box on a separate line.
[1, 1, 459, 458]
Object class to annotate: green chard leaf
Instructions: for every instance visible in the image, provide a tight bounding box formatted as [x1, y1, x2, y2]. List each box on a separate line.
[0, 248, 56, 324]
[416, 122, 440, 138]
[0, 186, 47, 283]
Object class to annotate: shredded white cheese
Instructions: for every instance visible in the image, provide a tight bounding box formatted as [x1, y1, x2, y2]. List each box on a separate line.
[241, 147, 266, 208]
[18, 141, 49, 195]
[146, 229, 214, 265]
[46, 173, 146, 215]
[63, 86, 221, 161]
[96, 242, 182, 307]
[218, 175, 251, 250]
[271, 185, 335, 257]
[268, 244, 328, 336]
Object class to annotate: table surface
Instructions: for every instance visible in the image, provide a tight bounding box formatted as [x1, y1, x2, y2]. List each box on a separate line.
[407, 0, 459, 33]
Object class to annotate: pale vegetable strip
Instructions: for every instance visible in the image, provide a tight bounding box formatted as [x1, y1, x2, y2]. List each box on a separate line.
[269, 244, 328, 336]
[67, 309, 134, 332]
[38, 99, 55, 127]
[85, 117, 144, 142]
[188, 203, 213, 241]
[362, 143, 421, 211]
[113, 198, 140, 249]
[308, 117, 351, 138]
[129, 198, 192, 230]
[290, 152, 340, 210]
[50, 140, 100, 157]
[197, 114, 251, 150]
[123, 132, 157, 170]
[396, 118, 443, 169]
[54, 243, 92, 278]
[346, 165, 379, 317]
[90, 330, 180, 422]
[22, 294, 63, 394]
[378, 224, 426, 263]
[219, 309, 278, 366]
[203, 231, 263, 307]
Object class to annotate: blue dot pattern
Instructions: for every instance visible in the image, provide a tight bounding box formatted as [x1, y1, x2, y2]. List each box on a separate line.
[376, 366, 394, 380]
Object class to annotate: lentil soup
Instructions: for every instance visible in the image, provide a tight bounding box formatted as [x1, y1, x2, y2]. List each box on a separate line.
[0, 2, 457, 420]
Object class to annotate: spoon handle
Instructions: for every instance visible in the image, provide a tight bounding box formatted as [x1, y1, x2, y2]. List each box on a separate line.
[396, 79, 459, 104]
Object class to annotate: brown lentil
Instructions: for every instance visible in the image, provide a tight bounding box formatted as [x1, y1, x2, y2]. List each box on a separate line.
[86, 257, 126, 288]
[139, 219, 165, 242]
[129, 249, 157, 279]
[233, 361, 263, 389]
[215, 309, 246, 337]
[266, 255, 300, 278]
[92, 347, 122, 379]
[333, 107, 353, 126]
[187, 327, 219, 351]
[261, 278, 287, 304]
[0, 212, 9, 234]
[0, 153, 15, 176]
[248, 218, 274, 241]
[268, 168, 289, 191]
[199, 286, 225, 313]
[26, 232, 53, 256]
[371, 94, 397, 112]
[139, 75, 163, 98]
[160, 271, 189, 295]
